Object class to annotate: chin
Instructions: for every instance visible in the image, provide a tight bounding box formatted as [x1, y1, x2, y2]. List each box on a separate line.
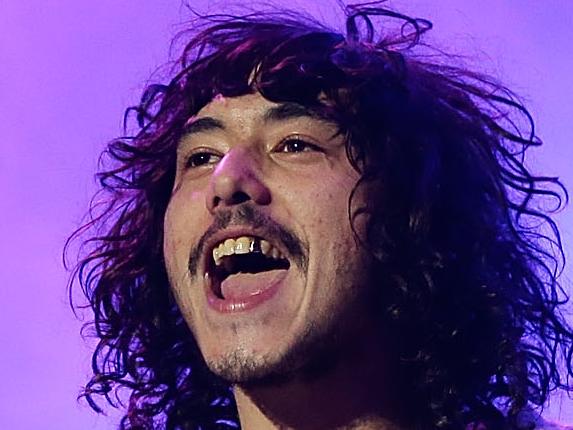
[210, 311, 344, 388]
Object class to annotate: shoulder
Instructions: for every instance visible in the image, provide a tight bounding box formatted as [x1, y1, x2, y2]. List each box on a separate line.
[523, 408, 573, 430]
[501, 407, 573, 430]
[535, 421, 573, 430]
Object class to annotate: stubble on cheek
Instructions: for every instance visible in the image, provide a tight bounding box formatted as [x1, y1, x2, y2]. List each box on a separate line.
[163, 207, 197, 325]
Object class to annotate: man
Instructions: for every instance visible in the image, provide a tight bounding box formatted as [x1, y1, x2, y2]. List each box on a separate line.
[69, 3, 573, 429]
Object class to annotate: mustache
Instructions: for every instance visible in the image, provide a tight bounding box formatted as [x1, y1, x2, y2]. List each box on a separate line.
[188, 204, 308, 279]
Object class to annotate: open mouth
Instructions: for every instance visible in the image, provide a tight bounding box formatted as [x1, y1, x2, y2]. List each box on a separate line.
[206, 236, 291, 300]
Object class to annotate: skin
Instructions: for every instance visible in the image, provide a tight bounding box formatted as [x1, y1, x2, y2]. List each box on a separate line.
[163, 92, 405, 429]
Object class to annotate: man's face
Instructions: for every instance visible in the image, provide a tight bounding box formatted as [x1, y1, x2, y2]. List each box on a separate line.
[164, 92, 375, 383]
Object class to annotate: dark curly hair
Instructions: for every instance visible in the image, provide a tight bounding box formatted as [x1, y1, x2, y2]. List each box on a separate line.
[66, 3, 573, 429]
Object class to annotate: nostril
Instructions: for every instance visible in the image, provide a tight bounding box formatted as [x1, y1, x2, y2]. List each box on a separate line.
[229, 191, 250, 205]
[211, 191, 251, 210]
[208, 165, 271, 211]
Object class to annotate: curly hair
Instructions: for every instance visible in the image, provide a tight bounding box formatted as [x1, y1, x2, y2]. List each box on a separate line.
[66, 3, 573, 429]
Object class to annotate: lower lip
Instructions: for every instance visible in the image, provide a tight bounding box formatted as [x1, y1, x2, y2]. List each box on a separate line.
[205, 270, 288, 313]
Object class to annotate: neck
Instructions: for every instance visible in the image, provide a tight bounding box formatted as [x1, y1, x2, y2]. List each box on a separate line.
[232, 321, 407, 430]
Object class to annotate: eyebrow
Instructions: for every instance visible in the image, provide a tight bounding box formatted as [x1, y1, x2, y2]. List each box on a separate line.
[262, 102, 331, 124]
[181, 102, 333, 138]
[182, 116, 225, 137]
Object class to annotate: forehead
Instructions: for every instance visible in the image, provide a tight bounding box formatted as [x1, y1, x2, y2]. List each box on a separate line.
[194, 93, 277, 125]
[182, 92, 338, 139]
[180, 93, 338, 147]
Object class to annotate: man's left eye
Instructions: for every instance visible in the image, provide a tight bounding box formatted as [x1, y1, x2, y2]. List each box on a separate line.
[275, 137, 318, 153]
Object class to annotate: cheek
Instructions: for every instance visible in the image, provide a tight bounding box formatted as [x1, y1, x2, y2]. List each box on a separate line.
[313, 184, 355, 229]
[163, 194, 197, 265]
[163, 202, 183, 274]
[164, 188, 204, 237]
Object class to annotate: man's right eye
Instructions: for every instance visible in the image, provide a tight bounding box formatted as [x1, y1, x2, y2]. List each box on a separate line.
[185, 151, 221, 169]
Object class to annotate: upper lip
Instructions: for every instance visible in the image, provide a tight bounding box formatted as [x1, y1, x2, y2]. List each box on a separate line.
[201, 226, 288, 275]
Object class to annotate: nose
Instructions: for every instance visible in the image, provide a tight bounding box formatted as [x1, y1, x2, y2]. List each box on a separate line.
[206, 147, 271, 213]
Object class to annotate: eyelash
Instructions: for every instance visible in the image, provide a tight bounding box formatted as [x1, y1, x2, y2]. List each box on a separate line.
[185, 151, 220, 169]
[184, 137, 319, 169]
[274, 137, 319, 153]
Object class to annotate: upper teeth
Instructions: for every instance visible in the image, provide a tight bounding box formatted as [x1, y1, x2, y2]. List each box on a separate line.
[212, 236, 283, 266]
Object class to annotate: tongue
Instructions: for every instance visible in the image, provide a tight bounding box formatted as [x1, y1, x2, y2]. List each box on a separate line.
[220, 269, 288, 300]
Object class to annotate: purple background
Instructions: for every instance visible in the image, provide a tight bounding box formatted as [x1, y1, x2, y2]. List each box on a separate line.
[0, 1, 571, 428]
